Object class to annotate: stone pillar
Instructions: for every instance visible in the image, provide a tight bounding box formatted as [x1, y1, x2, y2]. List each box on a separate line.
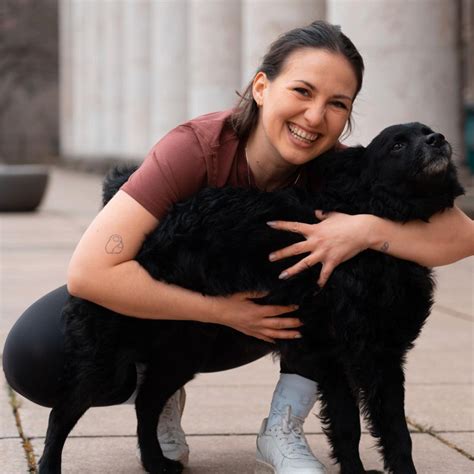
[149, 0, 188, 142]
[328, 0, 462, 160]
[59, 0, 74, 158]
[99, 0, 123, 158]
[241, 0, 326, 87]
[188, 0, 242, 117]
[59, 0, 188, 162]
[121, 1, 151, 157]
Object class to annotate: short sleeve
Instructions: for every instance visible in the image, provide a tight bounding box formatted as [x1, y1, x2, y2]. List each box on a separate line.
[121, 125, 207, 220]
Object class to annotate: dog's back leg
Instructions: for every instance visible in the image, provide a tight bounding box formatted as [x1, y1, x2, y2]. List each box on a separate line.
[357, 357, 416, 474]
[38, 393, 91, 474]
[135, 366, 194, 474]
[316, 359, 365, 474]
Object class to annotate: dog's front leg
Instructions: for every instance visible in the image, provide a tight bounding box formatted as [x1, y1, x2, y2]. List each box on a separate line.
[358, 358, 416, 474]
[135, 368, 190, 474]
[316, 360, 365, 474]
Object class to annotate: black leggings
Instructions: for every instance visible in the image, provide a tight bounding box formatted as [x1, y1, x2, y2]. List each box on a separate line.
[2, 285, 273, 408]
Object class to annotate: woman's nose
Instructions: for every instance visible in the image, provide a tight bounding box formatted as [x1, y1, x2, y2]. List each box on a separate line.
[304, 103, 325, 128]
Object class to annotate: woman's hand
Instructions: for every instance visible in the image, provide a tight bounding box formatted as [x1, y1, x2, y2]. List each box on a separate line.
[267, 211, 375, 286]
[209, 291, 303, 344]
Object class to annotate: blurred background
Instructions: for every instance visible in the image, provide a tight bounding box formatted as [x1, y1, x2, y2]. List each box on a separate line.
[1, 0, 474, 181]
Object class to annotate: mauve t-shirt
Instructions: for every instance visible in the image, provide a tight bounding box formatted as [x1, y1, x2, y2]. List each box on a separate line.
[121, 109, 315, 220]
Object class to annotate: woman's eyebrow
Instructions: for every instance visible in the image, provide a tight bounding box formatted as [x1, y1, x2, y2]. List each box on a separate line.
[293, 80, 353, 102]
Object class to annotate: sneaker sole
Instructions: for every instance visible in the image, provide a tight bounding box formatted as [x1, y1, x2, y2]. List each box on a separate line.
[255, 459, 276, 473]
[136, 449, 190, 470]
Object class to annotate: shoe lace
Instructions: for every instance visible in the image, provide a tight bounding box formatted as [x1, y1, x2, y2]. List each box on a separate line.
[275, 406, 314, 459]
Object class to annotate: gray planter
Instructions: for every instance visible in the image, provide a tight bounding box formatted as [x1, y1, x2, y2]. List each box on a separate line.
[0, 164, 49, 212]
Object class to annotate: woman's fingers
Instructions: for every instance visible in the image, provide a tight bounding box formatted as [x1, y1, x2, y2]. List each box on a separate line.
[256, 335, 276, 344]
[262, 316, 303, 329]
[262, 328, 303, 340]
[277, 255, 316, 280]
[269, 240, 308, 262]
[317, 261, 336, 287]
[253, 308, 303, 341]
[267, 220, 312, 236]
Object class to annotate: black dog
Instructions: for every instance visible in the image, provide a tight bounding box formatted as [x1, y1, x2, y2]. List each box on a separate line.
[39, 123, 463, 474]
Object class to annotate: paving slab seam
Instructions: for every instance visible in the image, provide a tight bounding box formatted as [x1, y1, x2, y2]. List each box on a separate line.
[434, 430, 474, 433]
[27, 429, 420, 441]
[6, 385, 37, 472]
[433, 304, 474, 322]
[407, 382, 473, 386]
[406, 416, 474, 461]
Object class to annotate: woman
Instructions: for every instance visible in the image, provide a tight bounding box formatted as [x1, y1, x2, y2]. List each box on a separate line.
[3, 21, 473, 474]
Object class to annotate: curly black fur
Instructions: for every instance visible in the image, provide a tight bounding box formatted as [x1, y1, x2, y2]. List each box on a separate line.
[39, 123, 463, 474]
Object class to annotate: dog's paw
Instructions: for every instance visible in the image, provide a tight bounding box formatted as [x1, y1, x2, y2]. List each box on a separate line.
[145, 458, 183, 474]
[38, 461, 61, 474]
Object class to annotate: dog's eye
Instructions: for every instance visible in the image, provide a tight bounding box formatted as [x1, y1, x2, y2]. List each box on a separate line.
[392, 143, 406, 152]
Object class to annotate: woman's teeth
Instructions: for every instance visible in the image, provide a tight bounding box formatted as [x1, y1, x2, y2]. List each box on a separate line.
[288, 123, 318, 143]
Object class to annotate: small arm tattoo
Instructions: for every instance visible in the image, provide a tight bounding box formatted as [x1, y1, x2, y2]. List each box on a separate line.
[105, 234, 124, 254]
[380, 241, 390, 252]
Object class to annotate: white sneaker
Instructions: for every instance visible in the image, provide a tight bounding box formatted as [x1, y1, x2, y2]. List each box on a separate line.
[136, 387, 190, 467]
[158, 387, 189, 465]
[256, 405, 326, 474]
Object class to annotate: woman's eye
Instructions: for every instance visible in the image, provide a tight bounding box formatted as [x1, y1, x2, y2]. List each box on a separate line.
[392, 142, 405, 151]
[332, 101, 347, 110]
[294, 87, 310, 97]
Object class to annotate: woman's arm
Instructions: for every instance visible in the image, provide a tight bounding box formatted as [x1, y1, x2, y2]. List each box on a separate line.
[367, 205, 474, 266]
[266, 205, 474, 286]
[68, 190, 302, 343]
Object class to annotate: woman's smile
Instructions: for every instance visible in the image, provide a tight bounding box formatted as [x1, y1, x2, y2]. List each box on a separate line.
[287, 122, 319, 147]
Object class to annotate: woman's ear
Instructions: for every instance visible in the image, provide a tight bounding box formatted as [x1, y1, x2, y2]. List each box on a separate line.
[252, 72, 268, 107]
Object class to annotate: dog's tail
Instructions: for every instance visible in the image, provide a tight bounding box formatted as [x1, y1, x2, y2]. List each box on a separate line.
[102, 165, 138, 206]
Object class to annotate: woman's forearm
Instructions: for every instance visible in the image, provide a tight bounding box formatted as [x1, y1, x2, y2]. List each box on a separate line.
[368, 206, 474, 267]
[68, 258, 303, 342]
[68, 260, 216, 323]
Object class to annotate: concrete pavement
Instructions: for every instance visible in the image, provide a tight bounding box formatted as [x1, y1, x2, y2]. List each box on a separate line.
[1, 167, 473, 473]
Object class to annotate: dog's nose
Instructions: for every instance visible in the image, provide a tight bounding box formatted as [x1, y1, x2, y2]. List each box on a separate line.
[426, 132, 445, 147]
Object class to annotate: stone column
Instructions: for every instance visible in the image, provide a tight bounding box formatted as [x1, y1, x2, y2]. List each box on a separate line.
[99, 0, 123, 158]
[328, 0, 462, 159]
[188, 0, 242, 117]
[60, 0, 188, 162]
[149, 0, 188, 141]
[241, 0, 326, 87]
[121, 0, 151, 157]
[59, 0, 74, 158]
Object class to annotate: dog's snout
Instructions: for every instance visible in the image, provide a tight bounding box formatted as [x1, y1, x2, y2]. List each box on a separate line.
[426, 132, 445, 147]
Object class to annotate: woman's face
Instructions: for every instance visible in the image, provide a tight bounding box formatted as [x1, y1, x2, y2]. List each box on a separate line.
[252, 48, 358, 167]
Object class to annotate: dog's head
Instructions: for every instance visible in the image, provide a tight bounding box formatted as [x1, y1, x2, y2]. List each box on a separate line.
[360, 122, 464, 220]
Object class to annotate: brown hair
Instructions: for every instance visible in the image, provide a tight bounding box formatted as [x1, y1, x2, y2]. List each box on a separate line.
[230, 20, 364, 139]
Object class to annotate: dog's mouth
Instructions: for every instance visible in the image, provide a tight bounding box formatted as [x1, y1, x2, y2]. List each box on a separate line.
[419, 142, 452, 176]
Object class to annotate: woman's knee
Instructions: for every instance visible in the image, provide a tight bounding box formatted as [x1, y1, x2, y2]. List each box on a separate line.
[3, 286, 69, 407]
[3, 285, 136, 407]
